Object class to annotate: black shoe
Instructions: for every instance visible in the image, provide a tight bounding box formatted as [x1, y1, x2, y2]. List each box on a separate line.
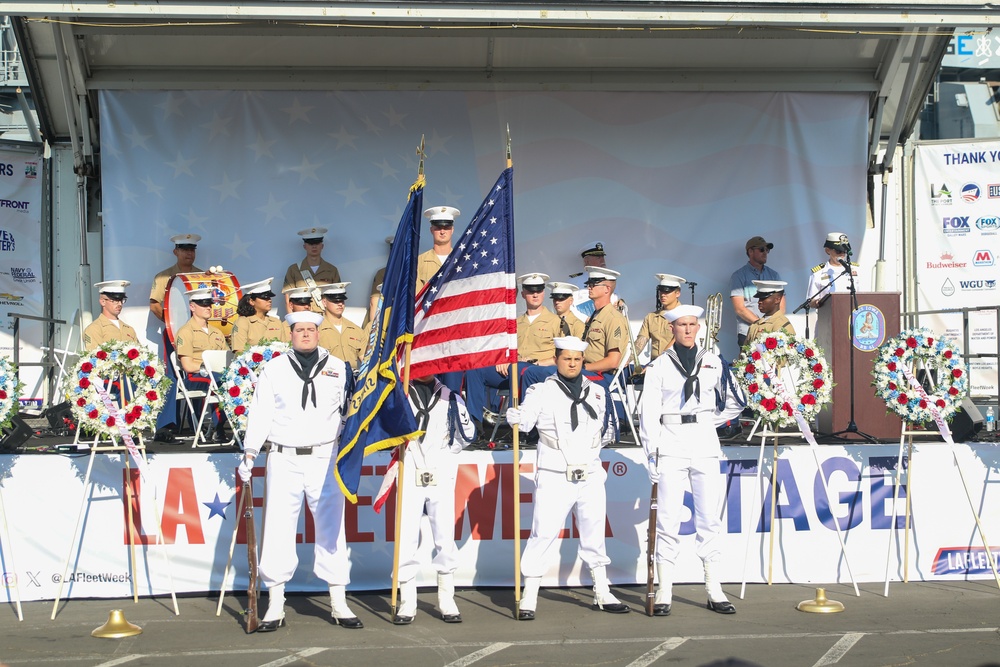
[256, 617, 285, 632]
[707, 599, 736, 615]
[517, 609, 535, 621]
[153, 427, 176, 443]
[653, 603, 671, 616]
[392, 614, 413, 625]
[334, 615, 364, 629]
[592, 602, 630, 614]
[441, 613, 462, 623]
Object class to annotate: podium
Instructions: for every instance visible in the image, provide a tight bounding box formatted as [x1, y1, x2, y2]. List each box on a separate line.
[815, 292, 902, 440]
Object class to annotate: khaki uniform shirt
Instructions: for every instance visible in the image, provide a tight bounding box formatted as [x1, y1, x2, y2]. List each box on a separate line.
[175, 318, 228, 368]
[746, 312, 795, 344]
[416, 249, 446, 293]
[555, 312, 585, 338]
[150, 262, 204, 305]
[283, 259, 341, 313]
[82, 314, 139, 351]
[318, 315, 366, 370]
[230, 313, 289, 354]
[517, 308, 561, 362]
[582, 305, 629, 365]
[637, 311, 675, 361]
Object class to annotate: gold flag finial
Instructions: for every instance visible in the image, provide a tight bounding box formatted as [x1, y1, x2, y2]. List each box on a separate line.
[416, 134, 426, 178]
[505, 124, 512, 168]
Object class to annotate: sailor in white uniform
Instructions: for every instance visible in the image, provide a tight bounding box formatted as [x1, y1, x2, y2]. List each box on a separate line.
[238, 311, 362, 632]
[391, 376, 476, 625]
[506, 336, 628, 620]
[806, 232, 858, 308]
[639, 305, 736, 617]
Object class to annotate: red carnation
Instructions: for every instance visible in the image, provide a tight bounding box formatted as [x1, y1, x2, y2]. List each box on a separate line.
[927, 338, 934, 345]
[96, 350, 108, 360]
[125, 414, 136, 424]
[747, 383, 760, 394]
[813, 379, 824, 389]
[88, 409, 98, 419]
[805, 348, 815, 358]
[889, 382, 897, 390]
[252, 353, 264, 363]
[272, 351, 281, 357]
[0, 391, 6, 400]
[944, 350, 952, 359]
[106, 416, 115, 427]
[894, 348, 905, 357]
[919, 400, 927, 409]
[761, 397, 777, 411]
[234, 405, 246, 416]
[801, 394, 817, 405]
[127, 348, 140, 360]
[765, 337, 778, 350]
[131, 405, 143, 417]
[76, 397, 86, 407]
[745, 364, 756, 374]
[952, 368, 963, 378]
[898, 394, 909, 405]
[887, 362, 897, 371]
[228, 386, 241, 397]
[146, 391, 158, 401]
[812, 363, 823, 373]
[906, 337, 918, 348]
[751, 350, 761, 361]
[782, 402, 793, 415]
[949, 387, 959, 396]
[81, 362, 93, 373]
[238, 367, 250, 376]
[144, 366, 156, 378]
[936, 399, 946, 408]
[79, 378, 90, 389]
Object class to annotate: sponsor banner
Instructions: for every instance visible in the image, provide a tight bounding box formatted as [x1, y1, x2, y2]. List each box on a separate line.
[914, 142, 1000, 395]
[0, 147, 45, 400]
[1, 444, 998, 602]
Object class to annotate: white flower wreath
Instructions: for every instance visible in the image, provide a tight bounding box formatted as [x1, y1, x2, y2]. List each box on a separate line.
[0, 356, 25, 431]
[63, 340, 172, 438]
[219, 341, 290, 433]
[734, 331, 834, 428]
[871, 327, 968, 424]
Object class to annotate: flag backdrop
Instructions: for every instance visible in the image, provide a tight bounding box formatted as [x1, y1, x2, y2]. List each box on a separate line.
[409, 167, 517, 377]
[335, 180, 424, 502]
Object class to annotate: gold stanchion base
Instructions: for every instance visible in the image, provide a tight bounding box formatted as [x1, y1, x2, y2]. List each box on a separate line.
[92, 609, 143, 638]
[796, 588, 845, 614]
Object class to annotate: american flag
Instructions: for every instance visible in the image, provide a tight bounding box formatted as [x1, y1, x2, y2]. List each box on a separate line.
[408, 167, 517, 377]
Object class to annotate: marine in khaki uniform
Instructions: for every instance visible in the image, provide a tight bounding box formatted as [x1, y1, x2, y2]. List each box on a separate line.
[175, 286, 229, 374]
[416, 205, 460, 293]
[548, 282, 585, 338]
[282, 227, 341, 314]
[83, 280, 140, 350]
[635, 274, 686, 362]
[745, 280, 794, 344]
[281, 286, 315, 340]
[579, 267, 629, 374]
[317, 282, 365, 371]
[230, 278, 289, 354]
[150, 233, 203, 322]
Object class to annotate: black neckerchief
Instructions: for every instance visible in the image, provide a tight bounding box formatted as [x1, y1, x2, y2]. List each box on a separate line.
[667, 343, 702, 405]
[553, 372, 597, 430]
[409, 381, 441, 433]
[289, 348, 329, 409]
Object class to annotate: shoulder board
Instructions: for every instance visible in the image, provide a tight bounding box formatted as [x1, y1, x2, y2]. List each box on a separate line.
[811, 264, 825, 273]
[851, 261, 860, 267]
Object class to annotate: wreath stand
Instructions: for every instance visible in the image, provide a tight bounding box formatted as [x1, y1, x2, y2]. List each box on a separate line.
[0, 481, 24, 621]
[50, 376, 180, 619]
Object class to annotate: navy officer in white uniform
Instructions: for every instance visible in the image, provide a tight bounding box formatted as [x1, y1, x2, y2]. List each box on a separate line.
[238, 310, 361, 632]
[506, 336, 628, 620]
[639, 304, 736, 617]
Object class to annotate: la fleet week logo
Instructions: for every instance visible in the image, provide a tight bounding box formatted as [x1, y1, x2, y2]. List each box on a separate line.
[930, 183, 953, 206]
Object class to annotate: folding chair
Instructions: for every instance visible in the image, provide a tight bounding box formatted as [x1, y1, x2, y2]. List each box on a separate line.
[607, 351, 640, 445]
[169, 351, 210, 442]
[191, 349, 234, 448]
[41, 309, 80, 393]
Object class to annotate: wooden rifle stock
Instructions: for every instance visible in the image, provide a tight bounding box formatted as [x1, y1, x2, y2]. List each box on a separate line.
[645, 479, 658, 616]
[243, 480, 259, 634]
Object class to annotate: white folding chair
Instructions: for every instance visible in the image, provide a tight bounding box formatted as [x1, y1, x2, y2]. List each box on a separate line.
[608, 350, 640, 445]
[169, 351, 210, 441]
[41, 309, 81, 393]
[191, 349, 234, 448]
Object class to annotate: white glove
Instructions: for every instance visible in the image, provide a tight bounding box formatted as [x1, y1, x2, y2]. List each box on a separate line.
[237, 456, 254, 484]
[647, 457, 659, 486]
[505, 407, 521, 426]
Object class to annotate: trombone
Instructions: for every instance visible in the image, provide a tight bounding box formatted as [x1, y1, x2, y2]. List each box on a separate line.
[701, 292, 723, 351]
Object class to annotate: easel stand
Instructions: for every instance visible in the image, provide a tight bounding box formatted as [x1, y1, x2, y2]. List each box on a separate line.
[883, 423, 918, 596]
[51, 415, 180, 618]
[0, 482, 24, 620]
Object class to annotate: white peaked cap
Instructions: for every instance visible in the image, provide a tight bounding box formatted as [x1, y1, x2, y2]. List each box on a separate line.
[752, 280, 787, 297]
[824, 232, 850, 248]
[554, 336, 589, 352]
[424, 205, 461, 222]
[171, 233, 201, 245]
[585, 266, 621, 281]
[298, 227, 328, 240]
[548, 281, 579, 295]
[321, 282, 351, 295]
[665, 304, 704, 322]
[655, 273, 686, 288]
[95, 280, 130, 294]
[186, 286, 215, 300]
[518, 272, 550, 286]
[242, 278, 275, 295]
[285, 311, 324, 326]
[283, 286, 313, 299]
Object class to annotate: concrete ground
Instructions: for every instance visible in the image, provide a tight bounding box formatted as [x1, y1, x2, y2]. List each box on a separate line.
[3, 580, 999, 667]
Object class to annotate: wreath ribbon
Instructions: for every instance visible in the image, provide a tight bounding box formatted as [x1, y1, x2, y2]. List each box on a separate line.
[899, 365, 955, 445]
[92, 373, 147, 473]
[755, 356, 820, 446]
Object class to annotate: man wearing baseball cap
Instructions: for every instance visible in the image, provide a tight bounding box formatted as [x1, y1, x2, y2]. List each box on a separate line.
[729, 235, 784, 347]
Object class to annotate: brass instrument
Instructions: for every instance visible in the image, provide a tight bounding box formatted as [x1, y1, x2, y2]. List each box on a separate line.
[701, 292, 724, 351]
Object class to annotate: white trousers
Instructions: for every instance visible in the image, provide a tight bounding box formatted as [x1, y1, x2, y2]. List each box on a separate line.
[654, 455, 724, 565]
[396, 467, 460, 583]
[521, 467, 611, 578]
[258, 448, 351, 588]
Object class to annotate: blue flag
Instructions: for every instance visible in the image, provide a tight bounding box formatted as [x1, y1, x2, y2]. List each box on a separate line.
[335, 178, 425, 503]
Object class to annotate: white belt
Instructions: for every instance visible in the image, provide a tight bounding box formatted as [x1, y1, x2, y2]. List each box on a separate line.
[269, 441, 335, 455]
[661, 414, 699, 425]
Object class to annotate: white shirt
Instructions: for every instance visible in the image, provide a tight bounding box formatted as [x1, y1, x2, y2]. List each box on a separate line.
[518, 374, 610, 472]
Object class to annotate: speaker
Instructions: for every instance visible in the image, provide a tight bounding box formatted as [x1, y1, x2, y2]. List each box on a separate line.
[0, 414, 34, 451]
[951, 398, 984, 442]
[43, 401, 76, 434]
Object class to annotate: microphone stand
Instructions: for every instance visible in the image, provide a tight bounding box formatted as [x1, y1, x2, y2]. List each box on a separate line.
[687, 281, 697, 305]
[792, 271, 844, 340]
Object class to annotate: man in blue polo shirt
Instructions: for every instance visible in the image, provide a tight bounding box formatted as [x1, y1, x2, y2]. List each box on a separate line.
[729, 235, 784, 348]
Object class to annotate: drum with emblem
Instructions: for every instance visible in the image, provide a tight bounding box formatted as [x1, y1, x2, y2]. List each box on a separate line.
[163, 271, 242, 343]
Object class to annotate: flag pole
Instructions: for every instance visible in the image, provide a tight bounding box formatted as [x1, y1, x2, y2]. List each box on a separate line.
[390, 135, 425, 619]
[506, 126, 523, 616]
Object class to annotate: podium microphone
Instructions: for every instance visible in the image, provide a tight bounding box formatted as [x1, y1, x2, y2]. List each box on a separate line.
[838, 257, 852, 272]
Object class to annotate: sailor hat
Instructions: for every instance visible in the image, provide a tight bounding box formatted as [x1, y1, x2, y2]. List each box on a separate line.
[424, 206, 461, 225]
[823, 232, 851, 251]
[655, 273, 686, 288]
[665, 304, 704, 323]
[584, 266, 621, 284]
[242, 278, 275, 298]
[554, 336, 589, 352]
[753, 280, 787, 298]
[171, 233, 201, 248]
[547, 281, 579, 297]
[298, 227, 328, 241]
[95, 280, 130, 295]
[285, 311, 324, 327]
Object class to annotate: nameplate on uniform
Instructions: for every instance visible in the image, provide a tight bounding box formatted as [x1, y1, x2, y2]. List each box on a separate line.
[322, 369, 339, 378]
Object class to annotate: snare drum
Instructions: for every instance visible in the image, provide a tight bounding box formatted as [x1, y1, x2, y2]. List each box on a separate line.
[164, 271, 242, 344]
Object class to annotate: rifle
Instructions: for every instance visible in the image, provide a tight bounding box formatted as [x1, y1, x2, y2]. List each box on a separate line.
[645, 452, 659, 617]
[244, 479, 259, 633]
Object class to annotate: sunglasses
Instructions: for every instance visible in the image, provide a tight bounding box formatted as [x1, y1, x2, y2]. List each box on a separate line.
[657, 286, 680, 293]
[191, 299, 214, 307]
[585, 280, 608, 288]
[754, 247, 771, 253]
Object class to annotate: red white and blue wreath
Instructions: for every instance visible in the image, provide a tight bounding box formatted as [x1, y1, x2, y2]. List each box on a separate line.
[871, 327, 967, 424]
[734, 331, 833, 428]
[0, 356, 25, 431]
[63, 340, 171, 438]
[220, 341, 290, 433]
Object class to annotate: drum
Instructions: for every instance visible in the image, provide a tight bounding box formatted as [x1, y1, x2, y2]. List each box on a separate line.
[163, 271, 242, 344]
